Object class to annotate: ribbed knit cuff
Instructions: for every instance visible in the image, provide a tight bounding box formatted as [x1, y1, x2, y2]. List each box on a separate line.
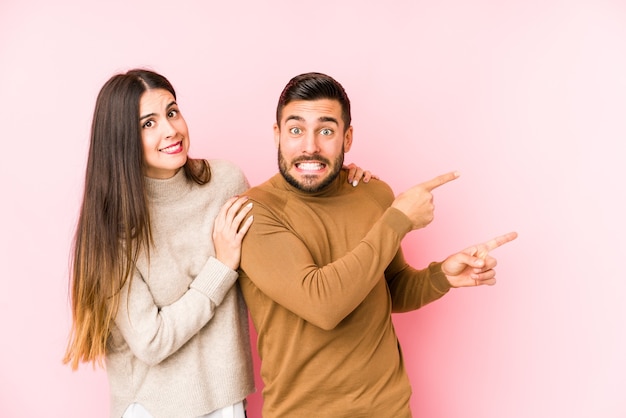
[190, 257, 239, 305]
[427, 261, 452, 293]
[382, 207, 413, 236]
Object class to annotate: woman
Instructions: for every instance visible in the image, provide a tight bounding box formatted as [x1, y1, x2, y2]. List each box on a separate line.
[63, 68, 372, 418]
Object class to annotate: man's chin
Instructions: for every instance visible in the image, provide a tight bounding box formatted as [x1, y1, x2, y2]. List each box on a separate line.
[283, 172, 332, 193]
[295, 178, 326, 192]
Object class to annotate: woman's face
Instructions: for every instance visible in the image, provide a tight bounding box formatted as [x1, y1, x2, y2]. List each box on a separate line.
[139, 88, 190, 179]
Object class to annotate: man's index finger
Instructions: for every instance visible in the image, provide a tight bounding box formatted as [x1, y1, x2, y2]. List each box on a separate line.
[422, 171, 460, 191]
[484, 231, 519, 253]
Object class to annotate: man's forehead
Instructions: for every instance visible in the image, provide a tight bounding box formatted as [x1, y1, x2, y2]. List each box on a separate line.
[281, 99, 342, 123]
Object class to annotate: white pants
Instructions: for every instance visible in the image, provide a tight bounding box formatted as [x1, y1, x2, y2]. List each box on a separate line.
[122, 401, 245, 418]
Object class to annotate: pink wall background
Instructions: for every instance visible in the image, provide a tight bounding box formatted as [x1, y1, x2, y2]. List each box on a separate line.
[1, 0, 624, 417]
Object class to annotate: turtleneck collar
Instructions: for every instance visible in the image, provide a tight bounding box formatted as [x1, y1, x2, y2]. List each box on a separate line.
[144, 168, 191, 203]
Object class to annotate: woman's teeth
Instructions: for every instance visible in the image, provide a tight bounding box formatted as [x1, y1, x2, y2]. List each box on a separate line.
[160, 142, 181, 153]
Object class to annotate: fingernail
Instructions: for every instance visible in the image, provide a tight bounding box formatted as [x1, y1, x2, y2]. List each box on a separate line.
[352, 180, 358, 187]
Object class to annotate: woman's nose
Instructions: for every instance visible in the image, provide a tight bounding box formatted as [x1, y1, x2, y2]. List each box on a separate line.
[162, 119, 177, 138]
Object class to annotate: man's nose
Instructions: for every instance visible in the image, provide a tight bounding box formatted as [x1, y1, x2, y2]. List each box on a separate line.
[302, 132, 320, 154]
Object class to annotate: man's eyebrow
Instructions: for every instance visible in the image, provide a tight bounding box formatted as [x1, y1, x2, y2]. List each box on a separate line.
[284, 115, 338, 125]
[285, 115, 305, 123]
[319, 116, 338, 124]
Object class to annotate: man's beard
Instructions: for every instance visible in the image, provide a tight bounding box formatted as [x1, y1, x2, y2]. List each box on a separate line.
[278, 146, 345, 193]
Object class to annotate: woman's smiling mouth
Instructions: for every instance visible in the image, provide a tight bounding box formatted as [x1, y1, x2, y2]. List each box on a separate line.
[159, 141, 183, 154]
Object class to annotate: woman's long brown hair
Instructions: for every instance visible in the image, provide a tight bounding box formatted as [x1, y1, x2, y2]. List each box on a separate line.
[63, 69, 210, 369]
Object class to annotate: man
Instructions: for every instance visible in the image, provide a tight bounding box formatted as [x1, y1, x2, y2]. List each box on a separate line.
[239, 72, 517, 417]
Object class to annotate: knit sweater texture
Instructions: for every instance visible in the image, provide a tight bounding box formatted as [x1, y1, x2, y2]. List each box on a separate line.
[106, 159, 255, 418]
[239, 170, 451, 418]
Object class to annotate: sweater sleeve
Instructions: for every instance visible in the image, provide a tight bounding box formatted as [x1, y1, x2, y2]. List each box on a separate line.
[113, 257, 238, 366]
[385, 252, 451, 312]
[241, 205, 412, 331]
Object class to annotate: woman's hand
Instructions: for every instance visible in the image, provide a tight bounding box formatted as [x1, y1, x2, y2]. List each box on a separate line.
[344, 162, 378, 187]
[212, 196, 254, 270]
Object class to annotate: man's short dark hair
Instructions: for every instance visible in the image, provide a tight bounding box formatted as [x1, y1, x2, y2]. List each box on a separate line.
[276, 72, 351, 131]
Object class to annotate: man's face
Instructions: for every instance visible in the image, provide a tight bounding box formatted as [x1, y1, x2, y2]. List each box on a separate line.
[275, 99, 353, 192]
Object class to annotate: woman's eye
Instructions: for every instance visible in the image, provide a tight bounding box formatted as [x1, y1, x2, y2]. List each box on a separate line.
[320, 128, 333, 136]
[142, 120, 154, 129]
[289, 127, 302, 135]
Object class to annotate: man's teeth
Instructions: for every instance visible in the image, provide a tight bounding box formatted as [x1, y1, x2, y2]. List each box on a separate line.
[297, 162, 324, 170]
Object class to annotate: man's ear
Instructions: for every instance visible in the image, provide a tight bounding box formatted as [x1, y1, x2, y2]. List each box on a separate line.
[273, 123, 280, 148]
[343, 126, 354, 152]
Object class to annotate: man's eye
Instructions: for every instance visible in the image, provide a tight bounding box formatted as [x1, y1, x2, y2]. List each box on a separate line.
[320, 128, 333, 136]
[168, 109, 178, 118]
[289, 127, 302, 135]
